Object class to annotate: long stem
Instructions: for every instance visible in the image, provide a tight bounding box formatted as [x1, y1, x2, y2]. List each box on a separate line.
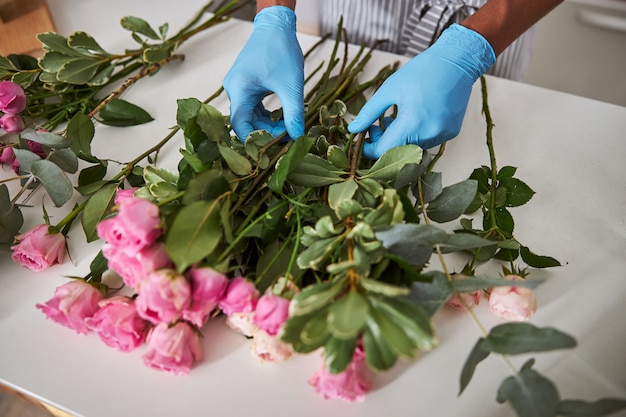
[480, 76, 498, 231]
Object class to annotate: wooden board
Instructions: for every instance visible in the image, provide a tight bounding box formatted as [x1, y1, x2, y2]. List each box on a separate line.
[0, 0, 55, 56]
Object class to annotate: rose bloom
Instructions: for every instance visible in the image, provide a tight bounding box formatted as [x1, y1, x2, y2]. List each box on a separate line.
[250, 330, 292, 363]
[308, 344, 372, 402]
[218, 277, 259, 316]
[253, 293, 290, 336]
[0, 113, 25, 134]
[86, 296, 150, 352]
[488, 274, 538, 321]
[102, 242, 171, 289]
[36, 280, 104, 335]
[142, 321, 203, 375]
[135, 269, 191, 324]
[446, 274, 481, 310]
[0, 81, 26, 114]
[0, 146, 15, 165]
[182, 266, 228, 328]
[225, 311, 258, 337]
[96, 197, 161, 254]
[11, 225, 66, 272]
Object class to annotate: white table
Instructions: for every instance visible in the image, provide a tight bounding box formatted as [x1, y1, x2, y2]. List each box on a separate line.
[1, 1, 625, 416]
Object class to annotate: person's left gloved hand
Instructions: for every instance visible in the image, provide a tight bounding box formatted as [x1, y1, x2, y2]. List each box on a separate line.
[348, 24, 496, 159]
[223, 6, 305, 142]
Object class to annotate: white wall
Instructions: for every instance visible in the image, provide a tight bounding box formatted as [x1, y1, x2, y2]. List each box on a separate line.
[295, 0, 322, 35]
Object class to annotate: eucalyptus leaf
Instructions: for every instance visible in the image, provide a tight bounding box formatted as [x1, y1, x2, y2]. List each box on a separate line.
[497, 360, 560, 417]
[426, 179, 477, 223]
[166, 200, 222, 272]
[47, 148, 79, 174]
[482, 322, 577, 355]
[450, 276, 544, 293]
[81, 183, 117, 242]
[30, 160, 73, 207]
[0, 185, 23, 245]
[408, 271, 452, 317]
[21, 128, 72, 148]
[558, 399, 626, 417]
[12, 148, 42, 173]
[419, 171, 442, 203]
[459, 338, 491, 395]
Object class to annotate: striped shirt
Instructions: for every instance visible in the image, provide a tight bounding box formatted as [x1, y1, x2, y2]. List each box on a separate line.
[320, 0, 535, 81]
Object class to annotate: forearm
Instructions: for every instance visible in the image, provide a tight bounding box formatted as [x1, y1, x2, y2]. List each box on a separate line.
[460, 0, 563, 56]
[257, 0, 295, 12]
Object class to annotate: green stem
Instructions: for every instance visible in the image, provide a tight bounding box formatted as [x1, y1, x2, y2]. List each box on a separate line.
[480, 76, 498, 231]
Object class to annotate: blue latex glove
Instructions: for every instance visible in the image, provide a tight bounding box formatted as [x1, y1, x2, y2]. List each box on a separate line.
[348, 24, 496, 159]
[223, 6, 305, 142]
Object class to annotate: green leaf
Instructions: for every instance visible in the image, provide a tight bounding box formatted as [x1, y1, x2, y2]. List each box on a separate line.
[56, 58, 104, 84]
[98, 99, 154, 126]
[449, 275, 544, 293]
[408, 271, 452, 317]
[120, 16, 161, 40]
[47, 148, 78, 174]
[21, 128, 72, 148]
[36, 32, 82, 56]
[419, 172, 442, 203]
[327, 144, 350, 169]
[300, 310, 331, 348]
[144, 43, 175, 63]
[371, 296, 436, 351]
[437, 232, 498, 253]
[362, 316, 398, 371]
[38, 52, 73, 73]
[176, 98, 202, 129]
[12, 148, 41, 173]
[88, 64, 115, 86]
[498, 165, 517, 180]
[297, 235, 343, 270]
[166, 200, 222, 272]
[327, 290, 368, 340]
[196, 103, 228, 142]
[281, 311, 328, 353]
[81, 183, 117, 242]
[497, 359, 560, 417]
[500, 177, 535, 207]
[367, 305, 416, 358]
[218, 145, 252, 176]
[68, 31, 109, 55]
[459, 338, 491, 395]
[0, 184, 24, 245]
[290, 280, 345, 317]
[482, 323, 577, 355]
[268, 136, 315, 192]
[359, 277, 410, 297]
[287, 153, 345, 187]
[67, 112, 95, 157]
[426, 179, 478, 223]
[375, 224, 448, 266]
[78, 163, 107, 188]
[362, 145, 422, 181]
[328, 178, 358, 211]
[30, 160, 73, 207]
[520, 245, 561, 268]
[558, 399, 626, 417]
[324, 337, 357, 374]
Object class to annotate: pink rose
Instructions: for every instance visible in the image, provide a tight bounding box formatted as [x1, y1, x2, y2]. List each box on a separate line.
[182, 266, 228, 328]
[250, 330, 292, 363]
[135, 269, 191, 324]
[488, 274, 537, 321]
[102, 242, 171, 289]
[11, 224, 66, 272]
[86, 296, 150, 352]
[0, 146, 16, 165]
[446, 274, 481, 310]
[253, 293, 290, 336]
[218, 277, 259, 316]
[308, 344, 372, 402]
[0, 81, 26, 114]
[114, 187, 139, 206]
[36, 280, 104, 335]
[142, 321, 203, 375]
[0, 113, 25, 134]
[96, 197, 161, 254]
[225, 311, 258, 337]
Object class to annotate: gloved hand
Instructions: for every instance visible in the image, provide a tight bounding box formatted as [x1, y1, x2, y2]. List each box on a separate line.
[223, 6, 305, 142]
[348, 24, 496, 159]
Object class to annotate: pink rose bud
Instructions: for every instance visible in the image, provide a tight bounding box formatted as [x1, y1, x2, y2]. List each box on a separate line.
[0, 113, 25, 134]
[182, 266, 228, 328]
[488, 274, 538, 321]
[102, 242, 171, 289]
[308, 344, 372, 402]
[0, 81, 26, 114]
[446, 274, 481, 310]
[135, 269, 191, 324]
[142, 321, 203, 375]
[114, 187, 139, 206]
[250, 330, 292, 363]
[86, 296, 150, 352]
[26, 140, 47, 158]
[0, 146, 16, 165]
[36, 280, 104, 335]
[218, 277, 260, 316]
[96, 197, 162, 254]
[11, 224, 66, 272]
[253, 293, 290, 336]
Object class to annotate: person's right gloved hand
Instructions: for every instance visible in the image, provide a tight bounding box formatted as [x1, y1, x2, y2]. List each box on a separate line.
[223, 6, 305, 142]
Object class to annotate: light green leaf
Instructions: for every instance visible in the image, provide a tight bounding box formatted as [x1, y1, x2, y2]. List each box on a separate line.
[360, 278, 410, 297]
[327, 144, 350, 169]
[120, 16, 161, 40]
[218, 144, 252, 176]
[289, 280, 345, 317]
[328, 178, 358, 211]
[38, 52, 73, 73]
[30, 160, 73, 207]
[268, 136, 315, 193]
[98, 99, 154, 126]
[328, 290, 368, 340]
[68, 31, 110, 55]
[37, 32, 83, 56]
[286, 153, 345, 187]
[324, 337, 357, 374]
[426, 179, 478, 223]
[296, 235, 343, 270]
[361, 145, 422, 181]
[21, 128, 72, 148]
[81, 183, 117, 242]
[88, 64, 115, 86]
[12, 148, 41, 173]
[143, 43, 175, 63]
[300, 311, 331, 347]
[362, 316, 398, 371]
[166, 200, 222, 272]
[497, 360, 560, 417]
[56, 58, 104, 84]
[176, 98, 202, 129]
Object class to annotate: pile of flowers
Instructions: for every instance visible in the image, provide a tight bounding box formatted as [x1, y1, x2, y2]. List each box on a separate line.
[2, 5, 626, 417]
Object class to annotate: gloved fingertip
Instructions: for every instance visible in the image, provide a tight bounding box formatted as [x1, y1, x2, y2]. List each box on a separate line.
[362, 143, 381, 160]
